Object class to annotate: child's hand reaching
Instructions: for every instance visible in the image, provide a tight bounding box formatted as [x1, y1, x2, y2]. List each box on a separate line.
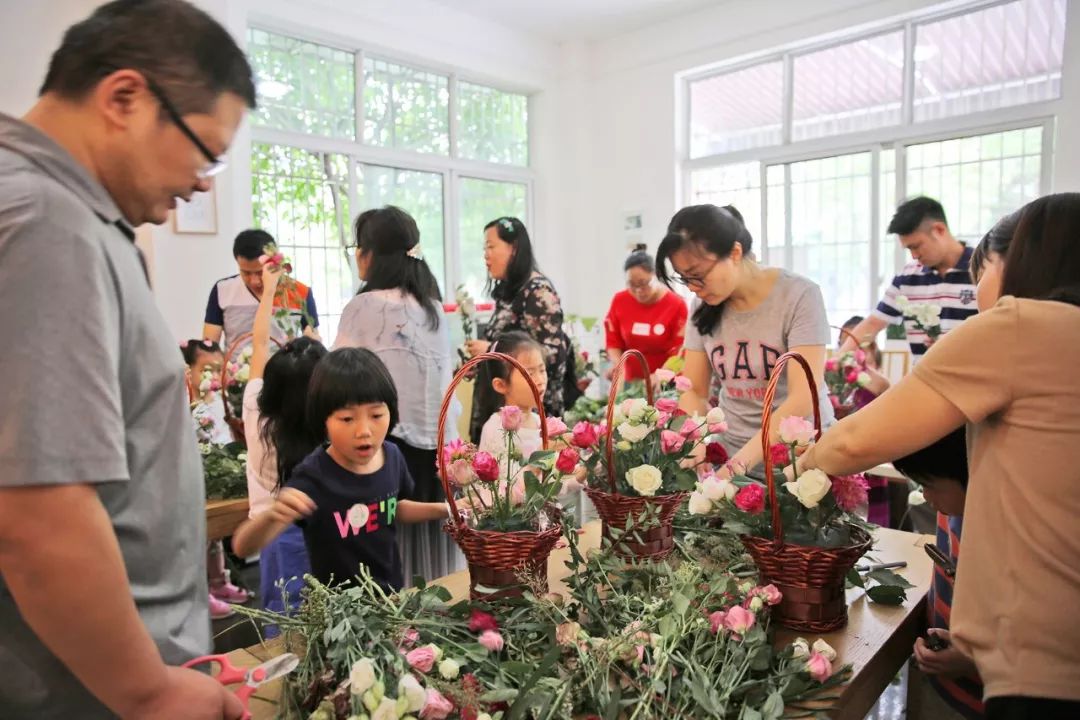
[270, 488, 316, 525]
[262, 261, 284, 292]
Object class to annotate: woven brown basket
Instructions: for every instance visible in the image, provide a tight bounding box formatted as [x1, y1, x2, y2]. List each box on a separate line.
[740, 351, 871, 633]
[829, 325, 864, 421]
[437, 352, 563, 600]
[585, 350, 687, 561]
[220, 332, 282, 446]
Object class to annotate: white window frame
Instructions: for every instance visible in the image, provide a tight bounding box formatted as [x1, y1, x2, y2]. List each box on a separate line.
[246, 22, 536, 300]
[681, 0, 1062, 310]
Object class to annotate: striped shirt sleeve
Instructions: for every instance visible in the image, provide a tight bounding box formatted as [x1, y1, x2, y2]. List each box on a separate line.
[872, 276, 905, 324]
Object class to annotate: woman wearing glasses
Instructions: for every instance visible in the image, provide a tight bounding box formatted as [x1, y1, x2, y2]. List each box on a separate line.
[603, 247, 688, 383]
[656, 204, 834, 470]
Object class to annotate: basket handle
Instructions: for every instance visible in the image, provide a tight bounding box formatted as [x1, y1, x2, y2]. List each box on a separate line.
[220, 331, 283, 423]
[833, 325, 863, 350]
[437, 352, 550, 528]
[759, 351, 822, 544]
[603, 350, 654, 493]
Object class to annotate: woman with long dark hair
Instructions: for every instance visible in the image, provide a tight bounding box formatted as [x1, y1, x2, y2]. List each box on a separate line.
[465, 216, 569, 442]
[334, 205, 461, 583]
[795, 193, 1080, 720]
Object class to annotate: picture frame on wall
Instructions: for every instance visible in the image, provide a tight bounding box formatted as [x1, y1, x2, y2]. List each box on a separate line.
[172, 187, 217, 234]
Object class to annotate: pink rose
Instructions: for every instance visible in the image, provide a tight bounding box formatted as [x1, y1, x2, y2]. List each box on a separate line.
[401, 628, 420, 648]
[768, 442, 791, 468]
[468, 609, 499, 633]
[500, 405, 523, 432]
[545, 416, 569, 437]
[471, 452, 500, 483]
[448, 458, 477, 487]
[734, 484, 766, 514]
[806, 651, 833, 682]
[556, 447, 580, 475]
[571, 421, 599, 449]
[777, 416, 815, 446]
[654, 411, 672, 429]
[654, 398, 678, 414]
[758, 584, 782, 606]
[708, 610, 726, 634]
[708, 422, 728, 435]
[420, 688, 454, 720]
[844, 369, 859, 384]
[723, 605, 756, 635]
[678, 417, 702, 440]
[406, 646, 436, 673]
[674, 375, 693, 392]
[660, 430, 685, 454]
[824, 358, 838, 372]
[479, 630, 504, 652]
[654, 368, 676, 384]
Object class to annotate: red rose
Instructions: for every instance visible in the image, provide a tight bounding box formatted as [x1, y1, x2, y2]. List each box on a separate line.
[705, 442, 729, 465]
[555, 447, 580, 475]
[768, 442, 791, 468]
[471, 452, 500, 483]
[734, 484, 766, 514]
[571, 421, 599, 449]
[467, 609, 499, 633]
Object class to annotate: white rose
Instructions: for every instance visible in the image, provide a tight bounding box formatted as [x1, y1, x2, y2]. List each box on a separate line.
[748, 596, 764, 612]
[895, 294, 910, 313]
[706, 407, 726, 426]
[812, 638, 837, 662]
[235, 367, 250, 383]
[700, 475, 736, 502]
[621, 398, 648, 420]
[626, 464, 663, 497]
[349, 658, 376, 695]
[791, 637, 811, 659]
[438, 658, 461, 680]
[618, 421, 652, 444]
[687, 492, 713, 515]
[856, 371, 871, 388]
[371, 696, 398, 720]
[908, 488, 926, 506]
[398, 674, 426, 712]
[616, 440, 632, 451]
[783, 468, 832, 509]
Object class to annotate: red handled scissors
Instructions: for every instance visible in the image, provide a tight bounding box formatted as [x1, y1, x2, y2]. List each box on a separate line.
[182, 652, 299, 719]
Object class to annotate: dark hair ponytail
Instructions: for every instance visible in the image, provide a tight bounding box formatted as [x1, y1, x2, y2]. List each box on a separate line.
[655, 204, 753, 336]
[179, 338, 222, 366]
[624, 250, 655, 273]
[355, 206, 443, 330]
[470, 331, 543, 443]
[484, 217, 537, 302]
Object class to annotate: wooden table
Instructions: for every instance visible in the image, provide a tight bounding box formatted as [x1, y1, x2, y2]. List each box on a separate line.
[206, 498, 249, 542]
[230, 522, 933, 719]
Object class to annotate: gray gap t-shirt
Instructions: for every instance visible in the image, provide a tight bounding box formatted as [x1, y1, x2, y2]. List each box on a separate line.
[684, 269, 835, 459]
[0, 114, 208, 719]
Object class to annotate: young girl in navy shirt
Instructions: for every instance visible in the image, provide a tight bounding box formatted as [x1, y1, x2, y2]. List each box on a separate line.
[233, 347, 450, 591]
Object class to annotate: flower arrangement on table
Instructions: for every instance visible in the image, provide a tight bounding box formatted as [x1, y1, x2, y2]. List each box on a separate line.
[577, 351, 729, 560]
[189, 386, 248, 500]
[823, 350, 872, 419]
[895, 294, 943, 345]
[686, 352, 911, 631]
[239, 524, 849, 720]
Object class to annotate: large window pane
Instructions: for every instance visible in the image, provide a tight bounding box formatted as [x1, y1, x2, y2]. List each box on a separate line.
[252, 143, 352, 342]
[904, 126, 1043, 242]
[357, 165, 446, 294]
[689, 61, 784, 157]
[792, 31, 904, 141]
[689, 162, 763, 245]
[247, 29, 355, 139]
[457, 82, 528, 166]
[913, 0, 1066, 122]
[879, 148, 898, 293]
[457, 178, 527, 301]
[363, 58, 449, 155]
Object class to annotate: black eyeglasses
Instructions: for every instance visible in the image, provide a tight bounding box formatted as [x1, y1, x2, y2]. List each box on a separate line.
[146, 80, 226, 179]
[671, 257, 720, 289]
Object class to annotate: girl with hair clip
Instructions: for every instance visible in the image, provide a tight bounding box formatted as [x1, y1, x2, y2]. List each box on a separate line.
[232, 348, 452, 592]
[794, 194, 1080, 720]
[241, 262, 326, 627]
[334, 205, 462, 584]
[655, 203, 834, 473]
[466, 217, 570, 442]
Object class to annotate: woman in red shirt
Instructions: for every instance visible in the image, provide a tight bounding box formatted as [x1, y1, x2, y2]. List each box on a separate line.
[604, 250, 688, 381]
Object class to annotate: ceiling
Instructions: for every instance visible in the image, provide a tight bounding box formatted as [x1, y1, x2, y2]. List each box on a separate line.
[431, 0, 724, 42]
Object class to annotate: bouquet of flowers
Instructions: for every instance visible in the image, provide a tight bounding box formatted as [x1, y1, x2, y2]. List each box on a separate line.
[223, 345, 254, 421]
[260, 241, 314, 340]
[454, 284, 477, 366]
[442, 409, 579, 533]
[895, 294, 942, 344]
[823, 350, 871, 417]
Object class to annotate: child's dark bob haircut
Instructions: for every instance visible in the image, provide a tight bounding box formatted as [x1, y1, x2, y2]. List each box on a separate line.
[306, 348, 400, 439]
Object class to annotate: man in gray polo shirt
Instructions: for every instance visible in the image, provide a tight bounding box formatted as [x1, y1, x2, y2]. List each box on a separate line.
[0, 2, 254, 718]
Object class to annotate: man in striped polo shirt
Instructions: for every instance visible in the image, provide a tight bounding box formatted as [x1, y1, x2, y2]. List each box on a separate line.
[842, 197, 977, 361]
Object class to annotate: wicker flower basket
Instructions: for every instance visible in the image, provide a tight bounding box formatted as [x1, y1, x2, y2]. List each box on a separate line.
[584, 350, 687, 561]
[829, 325, 863, 421]
[220, 332, 281, 446]
[740, 351, 871, 633]
[437, 352, 563, 600]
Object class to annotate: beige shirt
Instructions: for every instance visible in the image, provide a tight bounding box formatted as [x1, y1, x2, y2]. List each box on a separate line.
[914, 296, 1080, 702]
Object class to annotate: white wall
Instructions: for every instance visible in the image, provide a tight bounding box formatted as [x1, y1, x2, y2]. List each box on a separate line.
[561, 0, 1080, 317]
[1, 0, 563, 340]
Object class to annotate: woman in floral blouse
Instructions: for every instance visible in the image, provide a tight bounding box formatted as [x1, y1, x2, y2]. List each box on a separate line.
[465, 216, 569, 442]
